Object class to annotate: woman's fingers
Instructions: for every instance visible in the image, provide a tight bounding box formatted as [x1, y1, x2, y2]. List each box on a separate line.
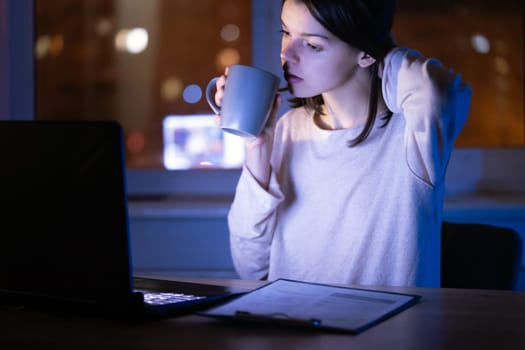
[214, 67, 230, 107]
[214, 75, 226, 107]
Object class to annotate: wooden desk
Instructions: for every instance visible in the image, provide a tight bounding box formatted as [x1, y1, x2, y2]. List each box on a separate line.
[1, 277, 524, 350]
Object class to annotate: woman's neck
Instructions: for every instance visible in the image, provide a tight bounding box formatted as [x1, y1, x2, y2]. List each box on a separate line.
[314, 66, 387, 130]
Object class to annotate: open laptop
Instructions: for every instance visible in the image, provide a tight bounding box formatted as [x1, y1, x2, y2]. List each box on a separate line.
[0, 120, 243, 319]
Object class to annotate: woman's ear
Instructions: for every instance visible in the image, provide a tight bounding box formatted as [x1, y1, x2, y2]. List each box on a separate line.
[358, 52, 376, 68]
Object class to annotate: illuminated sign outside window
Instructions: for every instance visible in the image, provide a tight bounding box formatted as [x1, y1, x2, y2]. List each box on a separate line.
[162, 114, 244, 170]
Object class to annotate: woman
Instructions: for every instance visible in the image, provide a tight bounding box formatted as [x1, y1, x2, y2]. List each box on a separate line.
[214, 0, 471, 287]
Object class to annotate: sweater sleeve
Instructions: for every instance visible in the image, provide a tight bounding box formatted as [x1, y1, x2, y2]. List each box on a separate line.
[381, 47, 472, 186]
[227, 163, 284, 280]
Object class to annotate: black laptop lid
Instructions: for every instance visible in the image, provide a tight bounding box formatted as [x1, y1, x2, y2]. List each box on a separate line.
[0, 121, 133, 305]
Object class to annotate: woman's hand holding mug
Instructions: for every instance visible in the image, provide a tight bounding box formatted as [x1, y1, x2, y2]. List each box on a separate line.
[206, 65, 281, 188]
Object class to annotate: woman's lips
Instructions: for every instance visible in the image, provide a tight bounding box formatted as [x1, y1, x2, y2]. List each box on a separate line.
[286, 72, 303, 85]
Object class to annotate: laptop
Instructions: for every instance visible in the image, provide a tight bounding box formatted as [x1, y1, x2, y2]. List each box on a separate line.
[0, 120, 243, 319]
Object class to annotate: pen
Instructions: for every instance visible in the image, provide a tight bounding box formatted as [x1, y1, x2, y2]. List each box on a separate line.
[234, 310, 322, 328]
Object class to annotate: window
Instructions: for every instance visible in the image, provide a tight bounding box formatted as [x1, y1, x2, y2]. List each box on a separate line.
[32, 0, 283, 195]
[35, 0, 255, 169]
[393, 0, 524, 147]
[3, 0, 524, 196]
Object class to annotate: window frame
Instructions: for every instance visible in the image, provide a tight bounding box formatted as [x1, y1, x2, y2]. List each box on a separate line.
[0, 0, 34, 123]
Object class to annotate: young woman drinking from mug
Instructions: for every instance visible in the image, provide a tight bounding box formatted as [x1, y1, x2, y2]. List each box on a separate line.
[213, 0, 471, 287]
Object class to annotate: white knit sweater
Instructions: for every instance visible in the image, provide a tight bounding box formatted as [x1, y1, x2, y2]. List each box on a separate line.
[228, 48, 472, 287]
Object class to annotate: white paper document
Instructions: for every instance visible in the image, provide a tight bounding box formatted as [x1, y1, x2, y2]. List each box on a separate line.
[201, 279, 420, 333]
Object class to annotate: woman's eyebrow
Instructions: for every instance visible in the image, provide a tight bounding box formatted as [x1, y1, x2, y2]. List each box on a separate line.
[302, 32, 330, 40]
[280, 20, 330, 40]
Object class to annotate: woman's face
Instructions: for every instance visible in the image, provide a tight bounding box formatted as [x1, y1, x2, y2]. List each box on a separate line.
[280, 0, 363, 98]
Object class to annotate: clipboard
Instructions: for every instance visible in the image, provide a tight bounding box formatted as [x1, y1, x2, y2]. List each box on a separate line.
[200, 279, 421, 333]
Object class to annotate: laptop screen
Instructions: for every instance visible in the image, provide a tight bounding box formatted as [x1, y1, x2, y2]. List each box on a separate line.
[0, 121, 134, 305]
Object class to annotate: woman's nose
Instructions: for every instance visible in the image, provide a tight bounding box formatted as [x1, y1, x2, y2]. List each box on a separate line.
[280, 41, 298, 64]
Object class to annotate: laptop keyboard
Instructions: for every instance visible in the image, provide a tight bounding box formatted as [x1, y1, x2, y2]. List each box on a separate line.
[136, 290, 206, 306]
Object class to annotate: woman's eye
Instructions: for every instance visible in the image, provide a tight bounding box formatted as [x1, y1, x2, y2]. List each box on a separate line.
[279, 29, 290, 36]
[306, 42, 322, 52]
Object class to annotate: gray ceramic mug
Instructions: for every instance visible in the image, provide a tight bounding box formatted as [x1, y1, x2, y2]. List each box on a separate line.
[206, 65, 280, 138]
